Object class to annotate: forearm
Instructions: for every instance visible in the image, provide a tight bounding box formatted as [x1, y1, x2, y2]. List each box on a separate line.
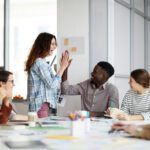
[133, 127, 150, 140]
[62, 68, 68, 82]
[141, 124, 150, 129]
[127, 114, 144, 121]
[57, 66, 66, 77]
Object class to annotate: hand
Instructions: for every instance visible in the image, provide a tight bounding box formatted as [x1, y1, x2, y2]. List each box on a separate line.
[116, 113, 130, 120]
[124, 125, 138, 135]
[60, 50, 72, 70]
[105, 107, 110, 115]
[111, 122, 128, 131]
[108, 122, 128, 133]
[107, 107, 124, 119]
[111, 122, 138, 136]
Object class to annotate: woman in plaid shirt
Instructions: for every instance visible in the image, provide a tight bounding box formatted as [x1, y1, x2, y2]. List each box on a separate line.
[25, 32, 71, 118]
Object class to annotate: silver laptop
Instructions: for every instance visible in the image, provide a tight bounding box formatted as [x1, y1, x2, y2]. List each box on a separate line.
[57, 95, 82, 117]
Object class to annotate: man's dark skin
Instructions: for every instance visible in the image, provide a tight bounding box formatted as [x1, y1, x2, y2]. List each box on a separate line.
[62, 64, 110, 117]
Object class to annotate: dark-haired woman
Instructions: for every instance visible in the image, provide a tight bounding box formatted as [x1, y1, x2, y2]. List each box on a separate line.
[116, 69, 150, 120]
[0, 70, 13, 124]
[25, 32, 70, 118]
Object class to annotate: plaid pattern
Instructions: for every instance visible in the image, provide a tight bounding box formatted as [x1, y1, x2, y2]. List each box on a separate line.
[27, 58, 61, 112]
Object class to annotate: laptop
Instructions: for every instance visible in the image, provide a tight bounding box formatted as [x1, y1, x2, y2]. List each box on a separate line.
[57, 95, 82, 117]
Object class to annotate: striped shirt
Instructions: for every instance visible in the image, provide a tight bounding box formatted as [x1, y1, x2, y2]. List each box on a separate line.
[61, 80, 119, 112]
[27, 58, 61, 112]
[121, 88, 150, 120]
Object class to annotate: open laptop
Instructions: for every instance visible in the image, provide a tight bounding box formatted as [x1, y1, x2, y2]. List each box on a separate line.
[57, 95, 82, 117]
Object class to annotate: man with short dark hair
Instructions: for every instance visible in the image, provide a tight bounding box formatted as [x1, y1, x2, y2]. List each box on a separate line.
[61, 61, 119, 117]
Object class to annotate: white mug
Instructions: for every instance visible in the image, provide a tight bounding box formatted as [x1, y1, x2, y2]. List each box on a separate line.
[28, 112, 38, 122]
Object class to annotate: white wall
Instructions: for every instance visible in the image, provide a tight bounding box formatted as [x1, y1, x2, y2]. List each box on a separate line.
[114, 1, 130, 105]
[57, 0, 150, 106]
[133, 14, 145, 69]
[57, 0, 89, 84]
[90, 0, 108, 71]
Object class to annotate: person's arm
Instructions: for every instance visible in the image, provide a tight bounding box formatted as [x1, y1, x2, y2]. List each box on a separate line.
[57, 51, 70, 77]
[120, 90, 131, 114]
[124, 124, 150, 140]
[127, 115, 144, 120]
[111, 122, 150, 140]
[0, 97, 12, 124]
[34, 58, 62, 89]
[62, 68, 68, 82]
[116, 113, 144, 120]
[61, 80, 84, 95]
[126, 111, 150, 121]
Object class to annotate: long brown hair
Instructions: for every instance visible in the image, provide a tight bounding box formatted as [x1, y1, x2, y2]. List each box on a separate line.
[131, 69, 150, 88]
[25, 32, 56, 73]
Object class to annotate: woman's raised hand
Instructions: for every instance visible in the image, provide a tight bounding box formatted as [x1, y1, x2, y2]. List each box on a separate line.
[60, 50, 72, 69]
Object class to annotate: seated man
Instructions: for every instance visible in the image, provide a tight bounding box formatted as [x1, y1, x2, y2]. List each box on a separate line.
[61, 61, 119, 117]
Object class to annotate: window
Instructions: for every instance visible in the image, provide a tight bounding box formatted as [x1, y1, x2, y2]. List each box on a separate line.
[148, 21, 150, 71]
[114, 2, 130, 75]
[0, 0, 4, 67]
[134, 0, 144, 13]
[122, 0, 130, 4]
[133, 14, 145, 69]
[148, 0, 150, 17]
[9, 0, 57, 98]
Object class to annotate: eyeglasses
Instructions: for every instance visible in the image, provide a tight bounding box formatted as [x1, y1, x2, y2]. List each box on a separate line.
[7, 80, 14, 84]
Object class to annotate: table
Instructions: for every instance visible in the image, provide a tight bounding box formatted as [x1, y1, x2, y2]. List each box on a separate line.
[0, 117, 150, 150]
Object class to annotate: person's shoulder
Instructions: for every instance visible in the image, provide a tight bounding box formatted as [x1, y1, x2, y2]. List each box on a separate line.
[35, 58, 44, 63]
[77, 79, 90, 87]
[34, 58, 46, 66]
[79, 79, 90, 84]
[106, 82, 117, 89]
[124, 89, 134, 97]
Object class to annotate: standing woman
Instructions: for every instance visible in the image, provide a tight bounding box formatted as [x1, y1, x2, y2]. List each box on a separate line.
[25, 32, 70, 118]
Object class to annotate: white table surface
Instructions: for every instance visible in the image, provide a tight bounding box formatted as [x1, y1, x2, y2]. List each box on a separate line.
[0, 117, 150, 150]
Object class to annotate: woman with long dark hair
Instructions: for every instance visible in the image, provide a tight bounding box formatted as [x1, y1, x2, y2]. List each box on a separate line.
[25, 32, 70, 118]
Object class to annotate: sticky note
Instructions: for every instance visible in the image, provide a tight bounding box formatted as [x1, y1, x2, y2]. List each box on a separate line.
[64, 38, 69, 45]
[47, 135, 78, 140]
